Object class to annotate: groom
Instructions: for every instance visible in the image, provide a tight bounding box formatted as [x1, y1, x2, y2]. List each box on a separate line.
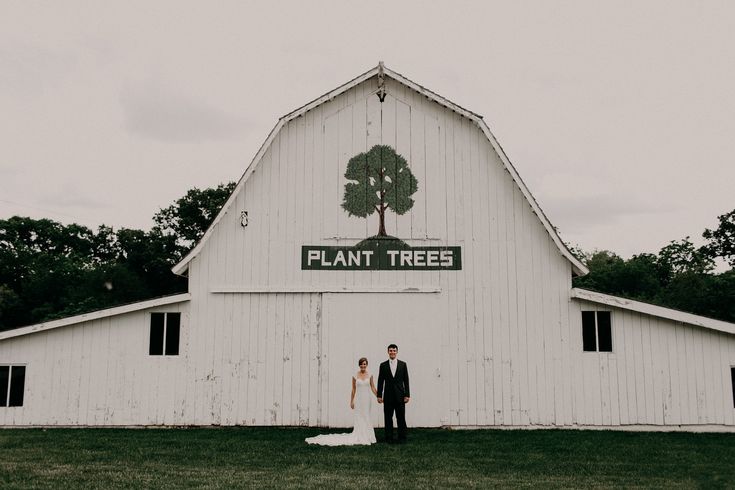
[377, 343, 410, 443]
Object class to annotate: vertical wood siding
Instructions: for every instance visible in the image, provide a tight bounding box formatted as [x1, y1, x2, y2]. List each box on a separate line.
[570, 300, 735, 426]
[0, 302, 189, 426]
[0, 295, 327, 426]
[2, 76, 733, 427]
[179, 292, 322, 426]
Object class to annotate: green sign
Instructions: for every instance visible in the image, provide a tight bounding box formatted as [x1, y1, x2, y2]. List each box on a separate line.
[301, 243, 461, 271]
[302, 145, 461, 271]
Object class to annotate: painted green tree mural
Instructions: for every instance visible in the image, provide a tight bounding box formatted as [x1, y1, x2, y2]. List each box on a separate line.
[342, 145, 418, 237]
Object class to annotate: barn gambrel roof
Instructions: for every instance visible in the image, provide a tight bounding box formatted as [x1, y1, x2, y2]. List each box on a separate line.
[172, 63, 588, 277]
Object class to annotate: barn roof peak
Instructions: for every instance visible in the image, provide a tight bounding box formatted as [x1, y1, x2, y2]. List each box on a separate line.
[172, 63, 588, 276]
[277, 62, 484, 124]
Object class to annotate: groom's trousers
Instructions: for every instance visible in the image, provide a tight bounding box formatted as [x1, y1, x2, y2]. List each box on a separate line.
[383, 400, 407, 441]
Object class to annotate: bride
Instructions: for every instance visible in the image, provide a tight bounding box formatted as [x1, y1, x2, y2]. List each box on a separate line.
[305, 357, 378, 446]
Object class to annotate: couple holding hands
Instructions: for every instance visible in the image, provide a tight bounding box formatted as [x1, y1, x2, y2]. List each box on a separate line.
[305, 344, 410, 446]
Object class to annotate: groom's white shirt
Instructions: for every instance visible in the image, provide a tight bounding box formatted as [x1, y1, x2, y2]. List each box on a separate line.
[390, 358, 397, 377]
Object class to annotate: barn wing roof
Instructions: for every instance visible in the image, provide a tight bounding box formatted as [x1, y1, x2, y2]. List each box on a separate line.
[572, 288, 735, 336]
[0, 293, 191, 341]
[172, 63, 588, 276]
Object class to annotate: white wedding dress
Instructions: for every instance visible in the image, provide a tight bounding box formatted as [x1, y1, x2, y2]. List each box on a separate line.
[305, 376, 376, 446]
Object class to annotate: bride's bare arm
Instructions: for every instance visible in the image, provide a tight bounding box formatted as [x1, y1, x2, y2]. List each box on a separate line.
[350, 376, 356, 409]
[370, 375, 377, 396]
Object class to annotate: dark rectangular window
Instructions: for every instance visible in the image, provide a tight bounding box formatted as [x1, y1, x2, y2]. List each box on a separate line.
[582, 311, 597, 352]
[1, 365, 25, 407]
[0, 366, 8, 407]
[149, 312, 165, 355]
[165, 313, 181, 355]
[597, 312, 612, 352]
[582, 311, 613, 352]
[731, 367, 735, 409]
[149, 312, 181, 356]
[9, 366, 25, 407]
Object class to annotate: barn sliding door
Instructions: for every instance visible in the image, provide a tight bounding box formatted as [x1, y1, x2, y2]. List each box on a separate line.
[321, 292, 444, 428]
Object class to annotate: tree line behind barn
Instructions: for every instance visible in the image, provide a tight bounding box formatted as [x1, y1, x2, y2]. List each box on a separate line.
[0, 183, 234, 330]
[1, 186, 733, 332]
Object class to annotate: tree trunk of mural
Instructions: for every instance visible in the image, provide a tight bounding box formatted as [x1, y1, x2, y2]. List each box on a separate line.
[378, 202, 387, 236]
[377, 169, 386, 236]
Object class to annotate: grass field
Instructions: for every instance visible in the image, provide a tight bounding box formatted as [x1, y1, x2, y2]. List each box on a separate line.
[0, 427, 733, 488]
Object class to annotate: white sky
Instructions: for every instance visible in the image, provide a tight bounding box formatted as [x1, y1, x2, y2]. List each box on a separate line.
[1, 1, 733, 260]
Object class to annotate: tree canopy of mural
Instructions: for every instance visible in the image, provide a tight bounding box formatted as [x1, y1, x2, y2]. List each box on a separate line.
[341, 145, 418, 237]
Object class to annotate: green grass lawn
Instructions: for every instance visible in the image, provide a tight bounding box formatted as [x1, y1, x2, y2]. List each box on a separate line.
[0, 427, 733, 488]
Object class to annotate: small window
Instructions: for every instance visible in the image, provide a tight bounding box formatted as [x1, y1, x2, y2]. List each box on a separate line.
[0, 365, 26, 407]
[149, 312, 181, 356]
[582, 311, 613, 352]
[731, 367, 735, 409]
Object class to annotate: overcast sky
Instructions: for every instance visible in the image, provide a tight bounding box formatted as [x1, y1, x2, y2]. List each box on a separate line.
[1, 1, 733, 261]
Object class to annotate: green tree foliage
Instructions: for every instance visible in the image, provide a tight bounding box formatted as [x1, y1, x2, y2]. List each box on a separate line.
[657, 237, 714, 276]
[153, 182, 236, 256]
[0, 218, 186, 329]
[1, 186, 732, 329]
[703, 209, 735, 267]
[574, 251, 664, 301]
[0, 182, 234, 331]
[342, 145, 418, 237]
[0, 217, 94, 327]
[574, 213, 735, 323]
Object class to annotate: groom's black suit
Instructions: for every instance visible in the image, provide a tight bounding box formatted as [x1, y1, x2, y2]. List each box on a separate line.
[377, 359, 410, 442]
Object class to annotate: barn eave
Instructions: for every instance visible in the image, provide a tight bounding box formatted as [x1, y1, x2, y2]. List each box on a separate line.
[572, 288, 735, 336]
[0, 293, 191, 341]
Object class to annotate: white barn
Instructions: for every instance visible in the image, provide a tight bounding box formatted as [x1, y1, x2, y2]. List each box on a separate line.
[2, 64, 734, 430]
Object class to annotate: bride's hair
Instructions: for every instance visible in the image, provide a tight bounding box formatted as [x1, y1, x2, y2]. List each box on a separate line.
[358, 357, 368, 366]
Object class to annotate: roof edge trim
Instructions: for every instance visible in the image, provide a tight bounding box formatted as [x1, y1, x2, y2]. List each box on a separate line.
[172, 118, 285, 275]
[477, 120, 588, 275]
[383, 67, 587, 275]
[571, 288, 735, 335]
[173, 65, 385, 276]
[280, 65, 380, 121]
[173, 66, 382, 275]
[0, 293, 191, 341]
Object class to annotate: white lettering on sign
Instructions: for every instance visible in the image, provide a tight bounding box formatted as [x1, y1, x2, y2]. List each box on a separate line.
[307, 250, 321, 266]
[385, 249, 455, 268]
[307, 250, 376, 267]
[348, 250, 361, 266]
[333, 250, 347, 267]
[302, 245, 459, 270]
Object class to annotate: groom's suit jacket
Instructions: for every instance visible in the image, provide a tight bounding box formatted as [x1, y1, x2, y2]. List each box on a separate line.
[377, 359, 410, 403]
